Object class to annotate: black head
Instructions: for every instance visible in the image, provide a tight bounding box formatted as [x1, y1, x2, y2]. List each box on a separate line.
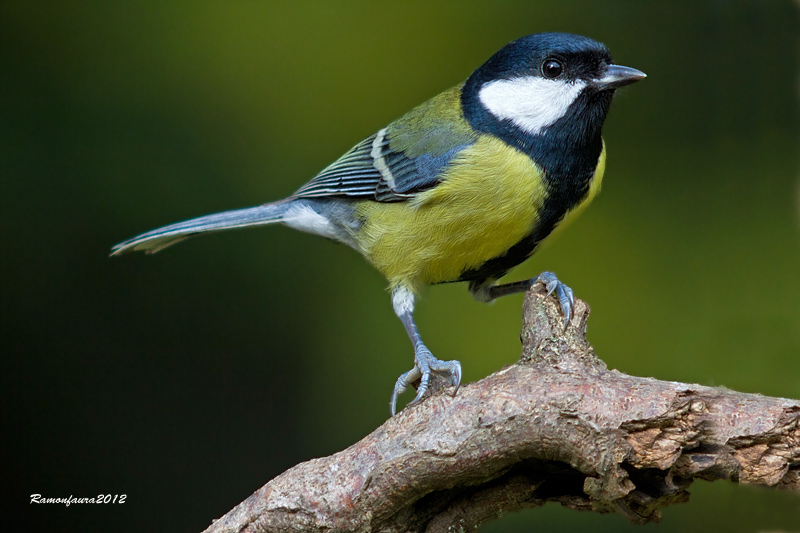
[469, 33, 615, 89]
[461, 32, 645, 159]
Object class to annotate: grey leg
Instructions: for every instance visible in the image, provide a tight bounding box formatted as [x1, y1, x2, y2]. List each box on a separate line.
[390, 286, 462, 416]
[470, 271, 575, 328]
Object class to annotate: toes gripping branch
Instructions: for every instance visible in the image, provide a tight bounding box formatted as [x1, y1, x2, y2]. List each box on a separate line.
[389, 272, 574, 416]
[481, 271, 575, 328]
[390, 287, 462, 416]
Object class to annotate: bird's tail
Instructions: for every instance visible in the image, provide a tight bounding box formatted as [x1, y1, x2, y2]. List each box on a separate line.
[110, 200, 291, 256]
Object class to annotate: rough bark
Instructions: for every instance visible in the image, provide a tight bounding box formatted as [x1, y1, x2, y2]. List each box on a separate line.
[203, 287, 800, 533]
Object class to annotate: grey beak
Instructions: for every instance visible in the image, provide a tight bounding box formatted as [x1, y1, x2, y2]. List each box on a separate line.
[595, 64, 647, 90]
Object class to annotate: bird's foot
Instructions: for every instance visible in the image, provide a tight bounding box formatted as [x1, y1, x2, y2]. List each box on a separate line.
[390, 347, 461, 416]
[536, 271, 575, 329]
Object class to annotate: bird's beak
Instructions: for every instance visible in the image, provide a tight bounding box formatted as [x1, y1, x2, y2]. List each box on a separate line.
[594, 64, 647, 90]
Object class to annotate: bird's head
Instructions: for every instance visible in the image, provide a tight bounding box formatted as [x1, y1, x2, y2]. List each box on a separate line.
[462, 32, 646, 139]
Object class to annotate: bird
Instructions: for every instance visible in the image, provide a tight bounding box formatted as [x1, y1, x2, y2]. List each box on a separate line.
[112, 32, 646, 416]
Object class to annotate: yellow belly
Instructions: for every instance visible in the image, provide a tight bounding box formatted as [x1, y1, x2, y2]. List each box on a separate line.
[354, 135, 550, 292]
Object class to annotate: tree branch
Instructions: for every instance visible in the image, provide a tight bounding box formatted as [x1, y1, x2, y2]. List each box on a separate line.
[202, 288, 799, 533]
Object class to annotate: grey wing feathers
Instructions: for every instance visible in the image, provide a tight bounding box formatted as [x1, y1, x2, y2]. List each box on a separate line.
[110, 202, 290, 256]
[291, 135, 382, 199]
[292, 86, 479, 203]
[292, 129, 470, 203]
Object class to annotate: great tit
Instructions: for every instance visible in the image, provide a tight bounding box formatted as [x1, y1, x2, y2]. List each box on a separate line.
[112, 32, 645, 415]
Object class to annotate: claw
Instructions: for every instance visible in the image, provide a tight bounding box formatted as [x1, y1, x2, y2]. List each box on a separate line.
[390, 368, 417, 416]
[408, 361, 431, 407]
[390, 348, 461, 416]
[450, 361, 462, 396]
[555, 283, 574, 328]
[536, 271, 575, 329]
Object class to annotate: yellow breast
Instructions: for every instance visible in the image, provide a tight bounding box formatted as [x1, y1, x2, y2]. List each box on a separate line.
[354, 135, 550, 292]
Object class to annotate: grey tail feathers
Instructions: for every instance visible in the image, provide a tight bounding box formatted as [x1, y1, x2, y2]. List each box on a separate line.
[110, 201, 291, 256]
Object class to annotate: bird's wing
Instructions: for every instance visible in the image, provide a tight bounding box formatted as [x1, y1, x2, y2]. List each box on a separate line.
[292, 86, 478, 203]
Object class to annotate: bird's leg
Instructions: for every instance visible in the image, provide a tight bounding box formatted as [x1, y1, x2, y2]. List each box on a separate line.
[390, 286, 462, 416]
[470, 271, 575, 328]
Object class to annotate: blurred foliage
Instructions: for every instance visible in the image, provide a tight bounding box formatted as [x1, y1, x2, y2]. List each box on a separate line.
[2, 1, 798, 532]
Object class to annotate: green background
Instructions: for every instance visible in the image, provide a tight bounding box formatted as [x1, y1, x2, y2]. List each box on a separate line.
[4, 1, 798, 531]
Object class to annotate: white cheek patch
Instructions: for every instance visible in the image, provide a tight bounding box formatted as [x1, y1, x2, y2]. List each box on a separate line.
[478, 77, 586, 135]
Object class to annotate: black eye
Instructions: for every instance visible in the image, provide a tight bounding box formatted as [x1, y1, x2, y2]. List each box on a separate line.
[542, 59, 563, 78]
